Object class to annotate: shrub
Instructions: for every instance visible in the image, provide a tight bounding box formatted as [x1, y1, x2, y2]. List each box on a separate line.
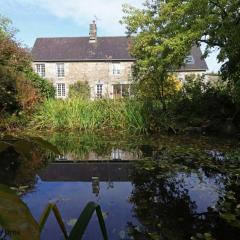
[16, 75, 42, 112]
[0, 16, 55, 117]
[0, 66, 20, 114]
[68, 81, 90, 99]
[25, 70, 55, 99]
[171, 74, 235, 126]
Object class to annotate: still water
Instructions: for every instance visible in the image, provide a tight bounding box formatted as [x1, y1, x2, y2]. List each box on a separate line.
[1, 132, 240, 239]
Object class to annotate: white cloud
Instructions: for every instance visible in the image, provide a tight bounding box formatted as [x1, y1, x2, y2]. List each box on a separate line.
[5, 0, 143, 35]
[0, 0, 221, 71]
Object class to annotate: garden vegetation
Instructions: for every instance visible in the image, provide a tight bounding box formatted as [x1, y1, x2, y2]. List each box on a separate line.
[0, 16, 54, 130]
[1, 0, 240, 136]
[31, 99, 148, 133]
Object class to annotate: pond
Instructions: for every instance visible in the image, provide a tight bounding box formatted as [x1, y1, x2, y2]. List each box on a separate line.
[0, 132, 240, 240]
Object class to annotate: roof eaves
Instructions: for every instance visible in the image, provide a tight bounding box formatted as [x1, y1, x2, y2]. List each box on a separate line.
[32, 58, 136, 62]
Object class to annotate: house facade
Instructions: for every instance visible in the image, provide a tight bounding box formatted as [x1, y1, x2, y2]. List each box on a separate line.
[31, 21, 208, 99]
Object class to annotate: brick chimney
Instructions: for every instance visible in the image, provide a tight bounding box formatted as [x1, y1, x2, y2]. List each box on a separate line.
[89, 20, 97, 43]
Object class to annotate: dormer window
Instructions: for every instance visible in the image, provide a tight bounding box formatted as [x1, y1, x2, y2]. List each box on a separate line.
[57, 63, 65, 77]
[113, 63, 121, 75]
[184, 55, 195, 64]
[36, 64, 45, 77]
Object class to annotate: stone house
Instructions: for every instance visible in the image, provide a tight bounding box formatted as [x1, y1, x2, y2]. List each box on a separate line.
[31, 21, 208, 99]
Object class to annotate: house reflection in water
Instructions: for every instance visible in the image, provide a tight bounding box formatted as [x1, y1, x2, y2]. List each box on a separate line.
[39, 161, 134, 195]
[111, 149, 123, 161]
[55, 148, 140, 162]
[92, 177, 100, 196]
[39, 144, 158, 195]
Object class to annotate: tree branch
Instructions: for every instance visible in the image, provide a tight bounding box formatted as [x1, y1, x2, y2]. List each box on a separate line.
[209, 0, 228, 18]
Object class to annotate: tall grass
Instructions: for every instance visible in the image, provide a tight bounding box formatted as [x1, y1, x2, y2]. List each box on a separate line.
[31, 98, 148, 133]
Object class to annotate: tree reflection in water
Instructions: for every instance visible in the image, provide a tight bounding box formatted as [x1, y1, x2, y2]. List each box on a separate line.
[128, 148, 240, 240]
[1, 134, 240, 239]
[0, 136, 55, 188]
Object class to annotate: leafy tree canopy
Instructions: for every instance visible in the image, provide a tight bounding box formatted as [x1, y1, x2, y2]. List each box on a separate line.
[121, 0, 240, 100]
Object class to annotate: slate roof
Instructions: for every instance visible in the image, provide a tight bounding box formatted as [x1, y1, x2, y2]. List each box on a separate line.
[32, 36, 134, 62]
[32, 36, 208, 71]
[179, 45, 208, 71]
[39, 162, 133, 182]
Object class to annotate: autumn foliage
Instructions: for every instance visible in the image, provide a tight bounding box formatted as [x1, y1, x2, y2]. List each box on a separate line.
[0, 16, 54, 116]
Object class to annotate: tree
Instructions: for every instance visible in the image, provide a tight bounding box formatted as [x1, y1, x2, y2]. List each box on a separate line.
[121, 0, 240, 104]
[0, 15, 54, 115]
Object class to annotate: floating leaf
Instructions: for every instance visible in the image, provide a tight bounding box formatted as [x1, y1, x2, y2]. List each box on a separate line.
[119, 230, 126, 239]
[102, 211, 109, 220]
[67, 218, 78, 227]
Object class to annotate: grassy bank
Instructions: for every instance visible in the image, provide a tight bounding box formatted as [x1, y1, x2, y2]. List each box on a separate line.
[30, 99, 149, 133]
[6, 76, 239, 136]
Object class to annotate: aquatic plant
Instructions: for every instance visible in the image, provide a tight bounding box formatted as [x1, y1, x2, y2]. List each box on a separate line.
[0, 184, 39, 239]
[0, 184, 108, 240]
[39, 202, 108, 240]
[0, 136, 109, 239]
[127, 146, 240, 240]
[31, 98, 148, 133]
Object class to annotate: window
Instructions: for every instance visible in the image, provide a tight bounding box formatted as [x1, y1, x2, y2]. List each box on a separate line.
[112, 63, 121, 75]
[111, 149, 123, 160]
[36, 64, 45, 77]
[57, 83, 66, 97]
[128, 65, 134, 80]
[57, 63, 64, 77]
[184, 55, 195, 64]
[113, 84, 131, 98]
[96, 84, 103, 98]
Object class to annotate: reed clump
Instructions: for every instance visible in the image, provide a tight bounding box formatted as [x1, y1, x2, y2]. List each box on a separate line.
[31, 98, 148, 133]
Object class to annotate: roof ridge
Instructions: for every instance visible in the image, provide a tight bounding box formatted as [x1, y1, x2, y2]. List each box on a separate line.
[36, 36, 130, 40]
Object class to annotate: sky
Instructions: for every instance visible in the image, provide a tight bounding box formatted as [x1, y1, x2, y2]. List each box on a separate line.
[0, 0, 222, 72]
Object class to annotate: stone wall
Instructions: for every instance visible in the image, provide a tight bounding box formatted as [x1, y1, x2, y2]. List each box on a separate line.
[176, 71, 207, 82]
[32, 62, 207, 98]
[32, 61, 134, 98]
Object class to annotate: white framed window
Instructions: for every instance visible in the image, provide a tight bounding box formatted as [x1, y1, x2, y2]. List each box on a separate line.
[36, 64, 45, 77]
[184, 55, 195, 64]
[57, 63, 65, 77]
[112, 63, 121, 75]
[96, 84, 103, 98]
[113, 84, 131, 98]
[57, 83, 66, 97]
